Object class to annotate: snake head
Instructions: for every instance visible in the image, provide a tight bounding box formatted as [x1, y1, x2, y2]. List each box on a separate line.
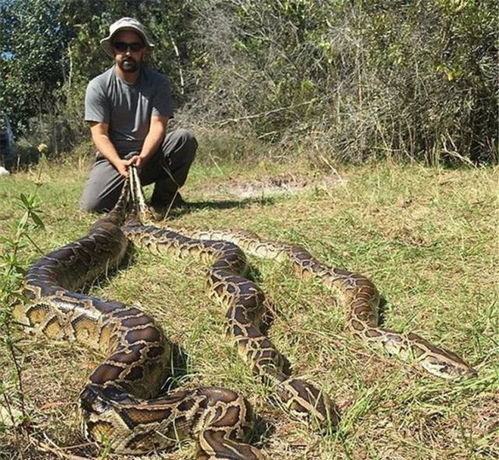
[404, 333, 478, 380]
[419, 351, 478, 380]
[80, 385, 113, 415]
[276, 378, 340, 433]
[81, 384, 137, 415]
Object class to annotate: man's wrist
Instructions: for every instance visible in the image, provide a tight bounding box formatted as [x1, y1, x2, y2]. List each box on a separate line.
[137, 153, 151, 164]
[110, 157, 124, 169]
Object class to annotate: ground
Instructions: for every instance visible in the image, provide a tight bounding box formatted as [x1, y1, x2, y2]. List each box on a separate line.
[0, 156, 497, 459]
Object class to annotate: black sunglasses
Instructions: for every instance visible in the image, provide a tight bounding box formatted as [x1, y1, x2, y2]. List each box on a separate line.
[112, 41, 145, 52]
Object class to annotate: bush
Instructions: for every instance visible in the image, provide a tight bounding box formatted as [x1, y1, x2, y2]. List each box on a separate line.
[1, 0, 496, 165]
[184, 0, 497, 164]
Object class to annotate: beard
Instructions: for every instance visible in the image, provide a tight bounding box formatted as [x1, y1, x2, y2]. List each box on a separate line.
[118, 57, 140, 73]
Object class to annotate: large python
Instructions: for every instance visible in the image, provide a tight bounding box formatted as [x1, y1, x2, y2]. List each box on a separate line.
[14, 182, 264, 458]
[15, 167, 476, 456]
[124, 167, 476, 433]
[130, 172, 476, 381]
[159, 226, 477, 380]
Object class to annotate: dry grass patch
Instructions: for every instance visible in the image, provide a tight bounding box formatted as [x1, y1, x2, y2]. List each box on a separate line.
[0, 159, 497, 459]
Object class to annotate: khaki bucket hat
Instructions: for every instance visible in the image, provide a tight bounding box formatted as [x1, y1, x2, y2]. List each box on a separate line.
[100, 17, 155, 57]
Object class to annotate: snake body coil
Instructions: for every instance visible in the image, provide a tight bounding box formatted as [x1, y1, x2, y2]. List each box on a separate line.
[123, 218, 339, 431]
[14, 186, 263, 459]
[15, 170, 476, 456]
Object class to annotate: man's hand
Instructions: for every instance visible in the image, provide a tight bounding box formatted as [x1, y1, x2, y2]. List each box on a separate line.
[89, 122, 133, 177]
[128, 154, 147, 170]
[115, 158, 135, 178]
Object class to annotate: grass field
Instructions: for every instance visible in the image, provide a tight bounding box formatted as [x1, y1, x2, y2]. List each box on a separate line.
[0, 156, 497, 460]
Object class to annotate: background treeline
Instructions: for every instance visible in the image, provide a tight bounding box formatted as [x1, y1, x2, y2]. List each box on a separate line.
[0, 0, 497, 164]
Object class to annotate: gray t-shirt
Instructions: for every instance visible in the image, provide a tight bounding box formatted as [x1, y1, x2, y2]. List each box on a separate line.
[85, 66, 174, 156]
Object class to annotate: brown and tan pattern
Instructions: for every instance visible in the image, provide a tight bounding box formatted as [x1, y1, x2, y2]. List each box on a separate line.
[123, 218, 339, 432]
[14, 166, 477, 457]
[160, 226, 477, 381]
[14, 183, 264, 459]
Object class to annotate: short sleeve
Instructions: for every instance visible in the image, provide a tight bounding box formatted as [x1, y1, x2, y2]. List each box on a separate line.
[151, 76, 174, 118]
[85, 79, 110, 123]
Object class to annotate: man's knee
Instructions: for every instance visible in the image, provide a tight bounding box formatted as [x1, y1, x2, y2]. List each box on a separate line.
[80, 191, 113, 213]
[169, 129, 198, 161]
[177, 128, 198, 147]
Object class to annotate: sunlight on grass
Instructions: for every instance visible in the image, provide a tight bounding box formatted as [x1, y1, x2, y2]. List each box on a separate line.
[0, 159, 497, 459]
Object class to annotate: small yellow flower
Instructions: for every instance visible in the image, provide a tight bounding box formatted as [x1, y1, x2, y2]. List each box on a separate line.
[37, 143, 49, 154]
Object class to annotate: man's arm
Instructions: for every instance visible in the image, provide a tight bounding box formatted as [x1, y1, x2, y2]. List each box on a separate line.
[131, 115, 168, 169]
[89, 122, 134, 177]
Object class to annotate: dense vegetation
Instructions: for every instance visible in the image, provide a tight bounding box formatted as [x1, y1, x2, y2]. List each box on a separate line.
[0, 0, 497, 164]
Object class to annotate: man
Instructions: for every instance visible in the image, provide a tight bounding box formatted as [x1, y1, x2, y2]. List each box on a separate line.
[80, 17, 197, 214]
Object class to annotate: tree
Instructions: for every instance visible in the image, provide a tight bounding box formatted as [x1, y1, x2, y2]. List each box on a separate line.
[0, 0, 72, 134]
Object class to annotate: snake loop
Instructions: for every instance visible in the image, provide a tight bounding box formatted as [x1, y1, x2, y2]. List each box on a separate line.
[15, 179, 264, 458]
[15, 167, 476, 456]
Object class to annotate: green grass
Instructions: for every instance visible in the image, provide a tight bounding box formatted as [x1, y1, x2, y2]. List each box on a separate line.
[0, 156, 497, 459]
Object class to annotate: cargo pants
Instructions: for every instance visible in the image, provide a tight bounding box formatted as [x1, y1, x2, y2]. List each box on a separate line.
[80, 129, 197, 213]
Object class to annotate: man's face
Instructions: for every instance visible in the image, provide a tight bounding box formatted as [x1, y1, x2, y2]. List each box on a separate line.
[111, 30, 146, 73]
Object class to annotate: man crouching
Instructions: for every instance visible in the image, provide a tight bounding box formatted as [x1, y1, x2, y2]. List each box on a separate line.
[80, 17, 197, 214]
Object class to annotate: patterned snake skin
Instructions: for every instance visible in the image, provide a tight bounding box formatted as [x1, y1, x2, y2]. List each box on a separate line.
[14, 183, 264, 458]
[157, 228, 477, 381]
[14, 167, 476, 456]
[123, 218, 339, 431]
[129, 169, 476, 382]
[124, 168, 339, 431]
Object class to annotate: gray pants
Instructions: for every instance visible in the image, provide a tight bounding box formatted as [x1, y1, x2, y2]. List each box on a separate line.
[80, 129, 197, 212]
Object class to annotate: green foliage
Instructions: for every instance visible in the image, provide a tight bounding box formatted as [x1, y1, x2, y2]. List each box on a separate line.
[190, 0, 497, 164]
[353, 0, 498, 164]
[0, 0, 72, 133]
[0, 192, 44, 324]
[0, 0, 497, 164]
[0, 192, 44, 433]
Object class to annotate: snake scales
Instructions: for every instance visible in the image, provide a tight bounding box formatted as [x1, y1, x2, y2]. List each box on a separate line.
[14, 169, 476, 457]
[14, 183, 264, 458]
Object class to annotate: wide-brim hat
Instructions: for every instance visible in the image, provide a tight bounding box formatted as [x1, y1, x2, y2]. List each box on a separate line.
[100, 17, 155, 57]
